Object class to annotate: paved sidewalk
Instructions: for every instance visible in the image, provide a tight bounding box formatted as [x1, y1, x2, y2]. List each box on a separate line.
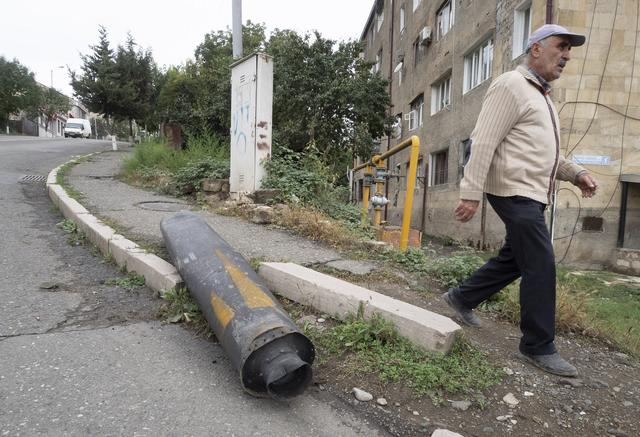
[66, 148, 342, 266]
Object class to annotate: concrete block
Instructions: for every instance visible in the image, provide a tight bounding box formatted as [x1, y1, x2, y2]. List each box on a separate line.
[74, 213, 116, 255]
[125, 251, 181, 293]
[259, 262, 461, 354]
[109, 237, 144, 267]
[46, 167, 59, 185]
[376, 225, 422, 249]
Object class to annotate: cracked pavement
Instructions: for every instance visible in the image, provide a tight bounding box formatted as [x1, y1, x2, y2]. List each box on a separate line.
[0, 137, 388, 437]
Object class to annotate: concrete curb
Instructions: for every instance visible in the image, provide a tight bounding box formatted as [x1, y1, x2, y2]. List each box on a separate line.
[259, 262, 462, 354]
[46, 156, 184, 295]
[47, 153, 461, 355]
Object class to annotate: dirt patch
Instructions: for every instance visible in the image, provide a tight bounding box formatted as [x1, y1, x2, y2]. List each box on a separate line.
[308, 260, 640, 437]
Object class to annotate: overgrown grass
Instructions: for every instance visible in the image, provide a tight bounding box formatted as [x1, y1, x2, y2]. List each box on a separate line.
[121, 131, 229, 196]
[56, 219, 86, 246]
[478, 267, 640, 356]
[105, 272, 146, 290]
[305, 311, 502, 402]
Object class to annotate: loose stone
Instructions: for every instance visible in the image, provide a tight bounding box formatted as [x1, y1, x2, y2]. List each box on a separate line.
[352, 387, 373, 402]
[503, 392, 520, 407]
[450, 400, 472, 411]
[376, 397, 388, 406]
[558, 378, 584, 388]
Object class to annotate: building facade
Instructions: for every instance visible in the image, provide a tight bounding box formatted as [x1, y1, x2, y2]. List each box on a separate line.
[357, 0, 640, 272]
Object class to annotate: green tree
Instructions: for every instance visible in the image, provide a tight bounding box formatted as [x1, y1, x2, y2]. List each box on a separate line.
[266, 30, 391, 174]
[70, 26, 118, 119]
[38, 87, 71, 132]
[71, 27, 158, 136]
[157, 21, 266, 138]
[113, 33, 156, 136]
[0, 56, 40, 128]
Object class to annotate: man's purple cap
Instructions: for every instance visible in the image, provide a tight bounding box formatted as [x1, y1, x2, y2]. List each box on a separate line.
[527, 24, 586, 50]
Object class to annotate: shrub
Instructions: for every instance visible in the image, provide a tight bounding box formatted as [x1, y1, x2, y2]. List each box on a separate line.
[173, 157, 229, 194]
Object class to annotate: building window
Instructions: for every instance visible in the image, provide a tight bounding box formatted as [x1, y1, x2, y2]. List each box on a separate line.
[374, 49, 383, 73]
[413, 36, 426, 66]
[429, 149, 449, 186]
[413, 0, 421, 12]
[436, 0, 455, 40]
[377, 9, 384, 32]
[399, 5, 405, 34]
[431, 74, 451, 114]
[463, 37, 494, 93]
[513, 1, 531, 58]
[408, 94, 424, 131]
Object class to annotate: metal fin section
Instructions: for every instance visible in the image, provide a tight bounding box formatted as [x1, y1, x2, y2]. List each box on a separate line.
[160, 212, 314, 399]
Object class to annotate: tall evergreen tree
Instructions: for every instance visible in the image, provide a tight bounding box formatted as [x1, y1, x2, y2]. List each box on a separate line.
[70, 26, 119, 119]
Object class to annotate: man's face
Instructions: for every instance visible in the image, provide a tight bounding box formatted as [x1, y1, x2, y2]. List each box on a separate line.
[531, 35, 572, 82]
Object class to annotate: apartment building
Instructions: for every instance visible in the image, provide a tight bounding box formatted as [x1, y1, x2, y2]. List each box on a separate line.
[356, 0, 640, 272]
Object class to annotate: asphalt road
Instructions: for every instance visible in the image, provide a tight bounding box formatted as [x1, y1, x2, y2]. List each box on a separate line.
[0, 136, 388, 437]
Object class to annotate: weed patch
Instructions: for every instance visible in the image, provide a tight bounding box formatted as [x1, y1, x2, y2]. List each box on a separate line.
[304, 312, 502, 401]
[425, 254, 485, 288]
[105, 272, 146, 290]
[56, 161, 84, 200]
[56, 219, 86, 246]
[158, 287, 211, 337]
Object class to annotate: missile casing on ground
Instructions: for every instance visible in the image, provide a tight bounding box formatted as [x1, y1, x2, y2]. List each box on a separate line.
[160, 212, 314, 399]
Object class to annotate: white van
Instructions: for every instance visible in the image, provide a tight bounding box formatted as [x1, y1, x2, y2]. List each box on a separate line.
[64, 118, 92, 138]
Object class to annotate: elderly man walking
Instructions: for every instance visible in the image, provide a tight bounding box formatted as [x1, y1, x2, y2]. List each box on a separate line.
[443, 24, 598, 377]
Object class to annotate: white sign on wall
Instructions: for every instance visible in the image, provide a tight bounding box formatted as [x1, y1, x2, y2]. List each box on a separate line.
[572, 154, 611, 166]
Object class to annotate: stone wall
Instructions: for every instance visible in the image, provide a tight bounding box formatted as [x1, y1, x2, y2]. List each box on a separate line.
[357, 0, 640, 271]
[612, 248, 640, 275]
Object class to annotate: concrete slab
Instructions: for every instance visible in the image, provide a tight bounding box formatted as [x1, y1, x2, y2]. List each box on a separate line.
[74, 213, 116, 255]
[259, 262, 461, 354]
[108, 236, 145, 267]
[58, 194, 89, 219]
[125, 251, 181, 293]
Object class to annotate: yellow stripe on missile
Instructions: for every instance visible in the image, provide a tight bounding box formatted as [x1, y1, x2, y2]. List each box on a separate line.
[216, 249, 275, 308]
[210, 292, 234, 329]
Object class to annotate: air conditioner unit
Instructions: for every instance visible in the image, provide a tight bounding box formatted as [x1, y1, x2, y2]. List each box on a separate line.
[419, 26, 432, 45]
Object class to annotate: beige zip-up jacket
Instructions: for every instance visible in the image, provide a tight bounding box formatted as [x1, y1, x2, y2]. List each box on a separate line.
[460, 65, 585, 204]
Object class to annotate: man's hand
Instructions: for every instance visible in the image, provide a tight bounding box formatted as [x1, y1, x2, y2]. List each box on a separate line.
[576, 173, 598, 198]
[454, 200, 480, 222]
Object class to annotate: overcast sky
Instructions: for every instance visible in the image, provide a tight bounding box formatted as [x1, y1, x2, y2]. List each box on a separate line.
[1, 0, 374, 97]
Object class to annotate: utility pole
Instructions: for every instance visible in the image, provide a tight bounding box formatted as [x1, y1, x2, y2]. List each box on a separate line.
[232, 0, 243, 59]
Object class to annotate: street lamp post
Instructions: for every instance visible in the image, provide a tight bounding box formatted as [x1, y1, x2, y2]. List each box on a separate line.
[50, 65, 64, 89]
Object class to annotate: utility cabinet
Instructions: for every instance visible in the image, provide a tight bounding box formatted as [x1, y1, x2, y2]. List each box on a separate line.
[229, 53, 273, 199]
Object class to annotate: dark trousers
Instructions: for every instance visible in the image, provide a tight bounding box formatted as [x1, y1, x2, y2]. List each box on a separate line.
[454, 194, 557, 356]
